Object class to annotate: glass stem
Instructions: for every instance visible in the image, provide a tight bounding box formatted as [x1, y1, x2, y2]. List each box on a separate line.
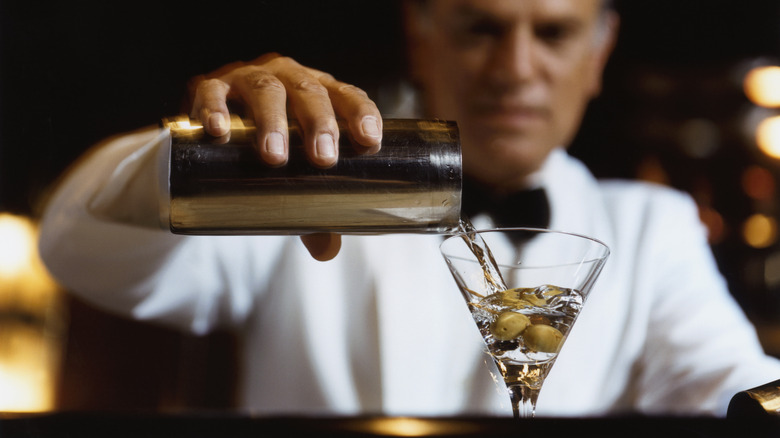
[508, 384, 538, 419]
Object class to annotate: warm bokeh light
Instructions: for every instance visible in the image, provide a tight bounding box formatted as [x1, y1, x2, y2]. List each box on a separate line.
[742, 165, 776, 200]
[0, 213, 64, 412]
[756, 115, 780, 159]
[355, 418, 480, 437]
[678, 118, 720, 159]
[0, 327, 58, 412]
[764, 250, 780, 289]
[0, 214, 36, 277]
[636, 155, 670, 186]
[743, 214, 778, 249]
[0, 213, 60, 308]
[745, 65, 780, 108]
[699, 206, 726, 244]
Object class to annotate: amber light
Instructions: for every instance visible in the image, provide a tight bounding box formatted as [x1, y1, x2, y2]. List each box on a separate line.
[742, 165, 776, 200]
[347, 417, 481, 437]
[756, 116, 780, 159]
[745, 65, 780, 108]
[743, 213, 778, 249]
[0, 213, 64, 412]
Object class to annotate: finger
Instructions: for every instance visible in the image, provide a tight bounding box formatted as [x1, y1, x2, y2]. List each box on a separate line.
[300, 233, 342, 261]
[232, 68, 289, 166]
[317, 73, 383, 150]
[244, 52, 283, 67]
[272, 59, 340, 168]
[191, 78, 231, 137]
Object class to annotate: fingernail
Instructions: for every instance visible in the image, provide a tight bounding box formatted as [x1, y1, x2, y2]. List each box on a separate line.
[208, 112, 228, 134]
[361, 116, 381, 139]
[316, 133, 337, 160]
[266, 132, 285, 157]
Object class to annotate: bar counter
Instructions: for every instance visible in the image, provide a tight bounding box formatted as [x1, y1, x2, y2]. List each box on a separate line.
[1, 412, 778, 438]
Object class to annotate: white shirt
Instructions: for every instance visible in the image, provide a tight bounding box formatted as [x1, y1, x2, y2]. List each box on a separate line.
[39, 127, 780, 417]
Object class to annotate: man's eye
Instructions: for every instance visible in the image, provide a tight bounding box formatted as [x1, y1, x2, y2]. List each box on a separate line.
[466, 21, 503, 37]
[450, 20, 505, 46]
[535, 23, 573, 45]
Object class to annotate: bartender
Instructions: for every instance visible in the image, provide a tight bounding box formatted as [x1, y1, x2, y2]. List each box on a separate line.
[39, 0, 780, 416]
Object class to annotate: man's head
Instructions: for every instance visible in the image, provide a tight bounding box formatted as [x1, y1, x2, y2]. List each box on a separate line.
[405, 0, 618, 191]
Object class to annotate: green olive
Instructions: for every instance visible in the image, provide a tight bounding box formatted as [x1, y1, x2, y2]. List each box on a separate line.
[502, 297, 535, 309]
[490, 312, 531, 341]
[522, 324, 563, 353]
[521, 293, 547, 307]
[501, 287, 547, 308]
[501, 288, 529, 306]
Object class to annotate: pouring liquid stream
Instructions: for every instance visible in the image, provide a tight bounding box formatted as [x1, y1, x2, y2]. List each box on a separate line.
[456, 218, 508, 294]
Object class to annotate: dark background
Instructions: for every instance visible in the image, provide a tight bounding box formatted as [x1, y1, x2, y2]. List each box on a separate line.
[2, 0, 780, 410]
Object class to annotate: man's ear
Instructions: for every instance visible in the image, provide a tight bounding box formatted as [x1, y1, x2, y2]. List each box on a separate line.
[587, 11, 620, 98]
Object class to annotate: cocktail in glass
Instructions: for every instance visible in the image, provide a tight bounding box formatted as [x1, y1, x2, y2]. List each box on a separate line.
[440, 227, 609, 418]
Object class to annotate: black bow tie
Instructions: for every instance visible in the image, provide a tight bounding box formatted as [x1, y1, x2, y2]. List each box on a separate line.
[461, 180, 550, 229]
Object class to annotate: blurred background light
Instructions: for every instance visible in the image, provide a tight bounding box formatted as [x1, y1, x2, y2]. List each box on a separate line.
[744, 65, 780, 108]
[0, 213, 64, 412]
[678, 118, 720, 159]
[743, 213, 778, 249]
[756, 115, 780, 159]
[699, 206, 727, 244]
[764, 250, 780, 289]
[0, 214, 36, 277]
[742, 165, 776, 200]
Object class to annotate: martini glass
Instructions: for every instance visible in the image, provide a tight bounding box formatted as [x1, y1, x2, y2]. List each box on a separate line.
[440, 227, 609, 418]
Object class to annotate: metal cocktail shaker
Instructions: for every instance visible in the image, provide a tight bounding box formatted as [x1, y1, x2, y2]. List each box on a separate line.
[727, 378, 780, 417]
[162, 116, 462, 235]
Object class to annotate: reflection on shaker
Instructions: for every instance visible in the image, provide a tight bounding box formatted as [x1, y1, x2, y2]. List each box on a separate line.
[728, 379, 780, 418]
[162, 116, 462, 235]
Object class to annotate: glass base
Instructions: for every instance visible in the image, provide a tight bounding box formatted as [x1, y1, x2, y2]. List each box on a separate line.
[508, 384, 539, 419]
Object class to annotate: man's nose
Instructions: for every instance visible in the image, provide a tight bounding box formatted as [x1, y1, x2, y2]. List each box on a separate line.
[488, 28, 537, 87]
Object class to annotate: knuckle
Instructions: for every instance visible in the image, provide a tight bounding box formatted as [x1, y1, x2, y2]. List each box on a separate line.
[293, 78, 328, 96]
[272, 56, 298, 68]
[244, 71, 285, 93]
[324, 118, 340, 132]
[193, 79, 229, 104]
[316, 72, 336, 82]
[198, 78, 225, 92]
[337, 83, 368, 99]
[354, 101, 379, 116]
[307, 117, 339, 136]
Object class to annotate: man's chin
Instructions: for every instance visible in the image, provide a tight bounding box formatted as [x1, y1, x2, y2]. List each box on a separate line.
[462, 136, 553, 189]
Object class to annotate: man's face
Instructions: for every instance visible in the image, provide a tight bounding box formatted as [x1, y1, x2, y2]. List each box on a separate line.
[407, 0, 616, 190]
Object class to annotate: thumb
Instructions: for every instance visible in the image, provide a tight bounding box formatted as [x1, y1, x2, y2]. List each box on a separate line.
[300, 233, 342, 261]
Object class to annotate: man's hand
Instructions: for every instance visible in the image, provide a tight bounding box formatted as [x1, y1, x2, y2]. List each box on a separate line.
[189, 53, 382, 168]
[189, 54, 383, 260]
